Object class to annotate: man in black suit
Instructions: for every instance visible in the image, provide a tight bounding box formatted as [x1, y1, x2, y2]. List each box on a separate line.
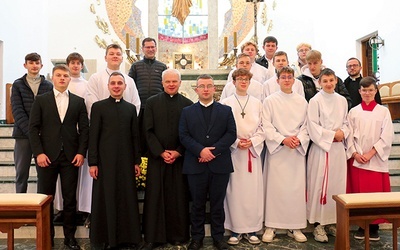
[29, 64, 89, 249]
[179, 74, 236, 250]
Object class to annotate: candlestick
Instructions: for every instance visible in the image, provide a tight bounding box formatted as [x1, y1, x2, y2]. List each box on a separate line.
[136, 37, 140, 54]
[233, 32, 237, 47]
[126, 34, 130, 49]
[224, 37, 228, 53]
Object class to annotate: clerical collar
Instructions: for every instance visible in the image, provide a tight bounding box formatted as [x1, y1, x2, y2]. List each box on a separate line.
[199, 100, 214, 107]
[361, 100, 377, 111]
[109, 96, 122, 102]
[350, 75, 361, 81]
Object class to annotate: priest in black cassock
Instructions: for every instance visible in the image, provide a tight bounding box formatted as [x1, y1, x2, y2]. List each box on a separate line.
[88, 71, 142, 249]
[141, 68, 193, 249]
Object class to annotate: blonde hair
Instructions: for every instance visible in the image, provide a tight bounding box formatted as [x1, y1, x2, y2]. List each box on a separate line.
[296, 43, 312, 52]
[240, 41, 258, 53]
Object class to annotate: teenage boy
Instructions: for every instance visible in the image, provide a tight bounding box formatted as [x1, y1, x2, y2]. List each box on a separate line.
[262, 66, 309, 243]
[297, 50, 352, 109]
[227, 41, 270, 84]
[11, 52, 53, 193]
[256, 36, 278, 77]
[306, 68, 349, 243]
[347, 76, 394, 241]
[263, 51, 304, 97]
[220, 53, 264, 101]
[87, 43, 140, 115]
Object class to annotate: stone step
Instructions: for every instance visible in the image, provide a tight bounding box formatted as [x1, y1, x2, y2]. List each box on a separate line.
[0, 136, 15, 148]
[0, 125, 13, 136]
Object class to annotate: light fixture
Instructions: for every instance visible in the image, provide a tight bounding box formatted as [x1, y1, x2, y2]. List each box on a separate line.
[369, 35, 385, 50]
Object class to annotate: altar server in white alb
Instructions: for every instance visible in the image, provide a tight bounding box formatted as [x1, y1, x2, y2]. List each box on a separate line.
[220, 68, 265, 246]
[261, 66, 309, 243]
[86, 43, 140, 115]
[346, 76, 394, 241]
[306, 68, 349, 243]
[220, 53, 264, 102]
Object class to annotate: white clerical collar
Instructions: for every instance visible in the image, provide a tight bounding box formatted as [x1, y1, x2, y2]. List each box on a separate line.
[199, 100, 214, 107]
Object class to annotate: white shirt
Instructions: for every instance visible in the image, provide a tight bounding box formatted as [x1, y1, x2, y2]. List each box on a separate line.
[54, 89, 69, 123]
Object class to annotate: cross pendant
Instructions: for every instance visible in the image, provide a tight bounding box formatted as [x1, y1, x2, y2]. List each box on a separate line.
[241, 112, 245, 118]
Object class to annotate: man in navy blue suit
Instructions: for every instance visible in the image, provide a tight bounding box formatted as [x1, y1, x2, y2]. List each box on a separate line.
[179, 74, 236, 250]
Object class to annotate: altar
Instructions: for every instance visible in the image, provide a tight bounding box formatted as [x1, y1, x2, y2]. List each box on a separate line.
[178, 69, 230, 102]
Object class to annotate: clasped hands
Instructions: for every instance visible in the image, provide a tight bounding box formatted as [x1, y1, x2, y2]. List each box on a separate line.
[161, 150, 180, 164]
[282, 136, 300, 149]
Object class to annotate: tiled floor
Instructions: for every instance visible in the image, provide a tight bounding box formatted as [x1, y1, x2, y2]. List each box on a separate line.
[1, 230, 398, 250]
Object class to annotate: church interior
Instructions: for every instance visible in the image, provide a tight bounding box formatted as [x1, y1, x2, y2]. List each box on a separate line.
[0, 0, 400, 249]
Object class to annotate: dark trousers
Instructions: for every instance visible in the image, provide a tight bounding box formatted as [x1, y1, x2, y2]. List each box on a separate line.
[187, 168, 230, 241]
[36, 150, 79, 239]
[14, 138, 33, 193]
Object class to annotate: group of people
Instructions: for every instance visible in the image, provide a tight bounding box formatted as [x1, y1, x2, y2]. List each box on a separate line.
[9, 35, 394, 250]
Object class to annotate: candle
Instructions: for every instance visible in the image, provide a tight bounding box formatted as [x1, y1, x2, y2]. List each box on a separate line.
[126, 34, 129, 49]
[136, 37, 140, 54]
[233, 32, 237, 47]
[224, 37, 228, 53]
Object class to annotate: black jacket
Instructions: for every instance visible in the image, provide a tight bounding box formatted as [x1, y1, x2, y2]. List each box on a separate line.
[128, 58, 167, 109]
[11, 74, 53, 138]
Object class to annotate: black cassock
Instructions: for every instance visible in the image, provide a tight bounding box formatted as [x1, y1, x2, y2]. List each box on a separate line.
[143, 92, 193, 243]
[89, 97, 141, 247]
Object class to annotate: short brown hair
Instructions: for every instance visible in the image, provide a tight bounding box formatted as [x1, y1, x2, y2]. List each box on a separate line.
[52, 64, 70, 74]
[25, 53, 42, 63]
[66, 52, 84, 65]
[273, 51, 288, 63]
[360, 76, 378, 89]
[105, 43, 123, 55]
[306, 50, 322, 62]
[232, 68, 253, 81]
[276, 66, 294, 78]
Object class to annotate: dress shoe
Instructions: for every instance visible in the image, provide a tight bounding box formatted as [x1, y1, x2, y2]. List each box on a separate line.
[64, 237, 80, 250]
[188, 239, 203, 250]
[84, 214, 91, 228]
[213, 240, 230, 250]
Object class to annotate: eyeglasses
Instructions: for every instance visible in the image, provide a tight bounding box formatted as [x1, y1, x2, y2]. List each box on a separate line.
[346, 64, 360, 69]
[197, 84, 214, 89]
[279, 76, 294, 80]
[235, 78, 250, 82]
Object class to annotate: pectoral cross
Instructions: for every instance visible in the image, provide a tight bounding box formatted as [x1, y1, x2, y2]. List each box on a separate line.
[241, 112, 246, 118]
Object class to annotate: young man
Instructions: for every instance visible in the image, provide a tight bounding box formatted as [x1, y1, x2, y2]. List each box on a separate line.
[142, 69, 193, 249]
[54, 52, 91, 227]
[343, 57, 381, 107]
[89, 72, 142, 249]
[297, 50, 352, 109]
[262, 66, 309, 243]
[220, 68, 264, 245]
[11, 52, 53, 193]
[263, 51, 304, 97]
[86, 43, 140, 115]
[179, 75, 236, 250]
[291, 43, 311, 77]
[306, 68, 349, 243]
[347, 76, 394, 241]
[220, 53, 264, 101]
[128, 37, 167, 154]
[256, 36, 278, 77]
[227, 41, 271, 84]
[29, 65, 89, 249]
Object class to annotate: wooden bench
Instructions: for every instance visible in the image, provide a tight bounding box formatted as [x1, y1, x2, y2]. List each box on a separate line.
[379, 81, 400, 120]
[0, 194, 52, 250]
[333, 192, 400, 250]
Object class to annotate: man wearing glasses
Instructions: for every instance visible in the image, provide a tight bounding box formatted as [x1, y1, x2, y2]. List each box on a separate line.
[179, 75, 236, 250]
[343, 57, 381, 108]
[128, 37, 167, 155]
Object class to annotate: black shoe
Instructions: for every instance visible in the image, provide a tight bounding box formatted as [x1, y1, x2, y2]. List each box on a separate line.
[369, 230, 380, 241]
[354, 227, 365, 240]
[188, 240, 203, 250]
[64, 238, 80, 250]
[84, 214, 91, 228]
[213, 240, 230, 250]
